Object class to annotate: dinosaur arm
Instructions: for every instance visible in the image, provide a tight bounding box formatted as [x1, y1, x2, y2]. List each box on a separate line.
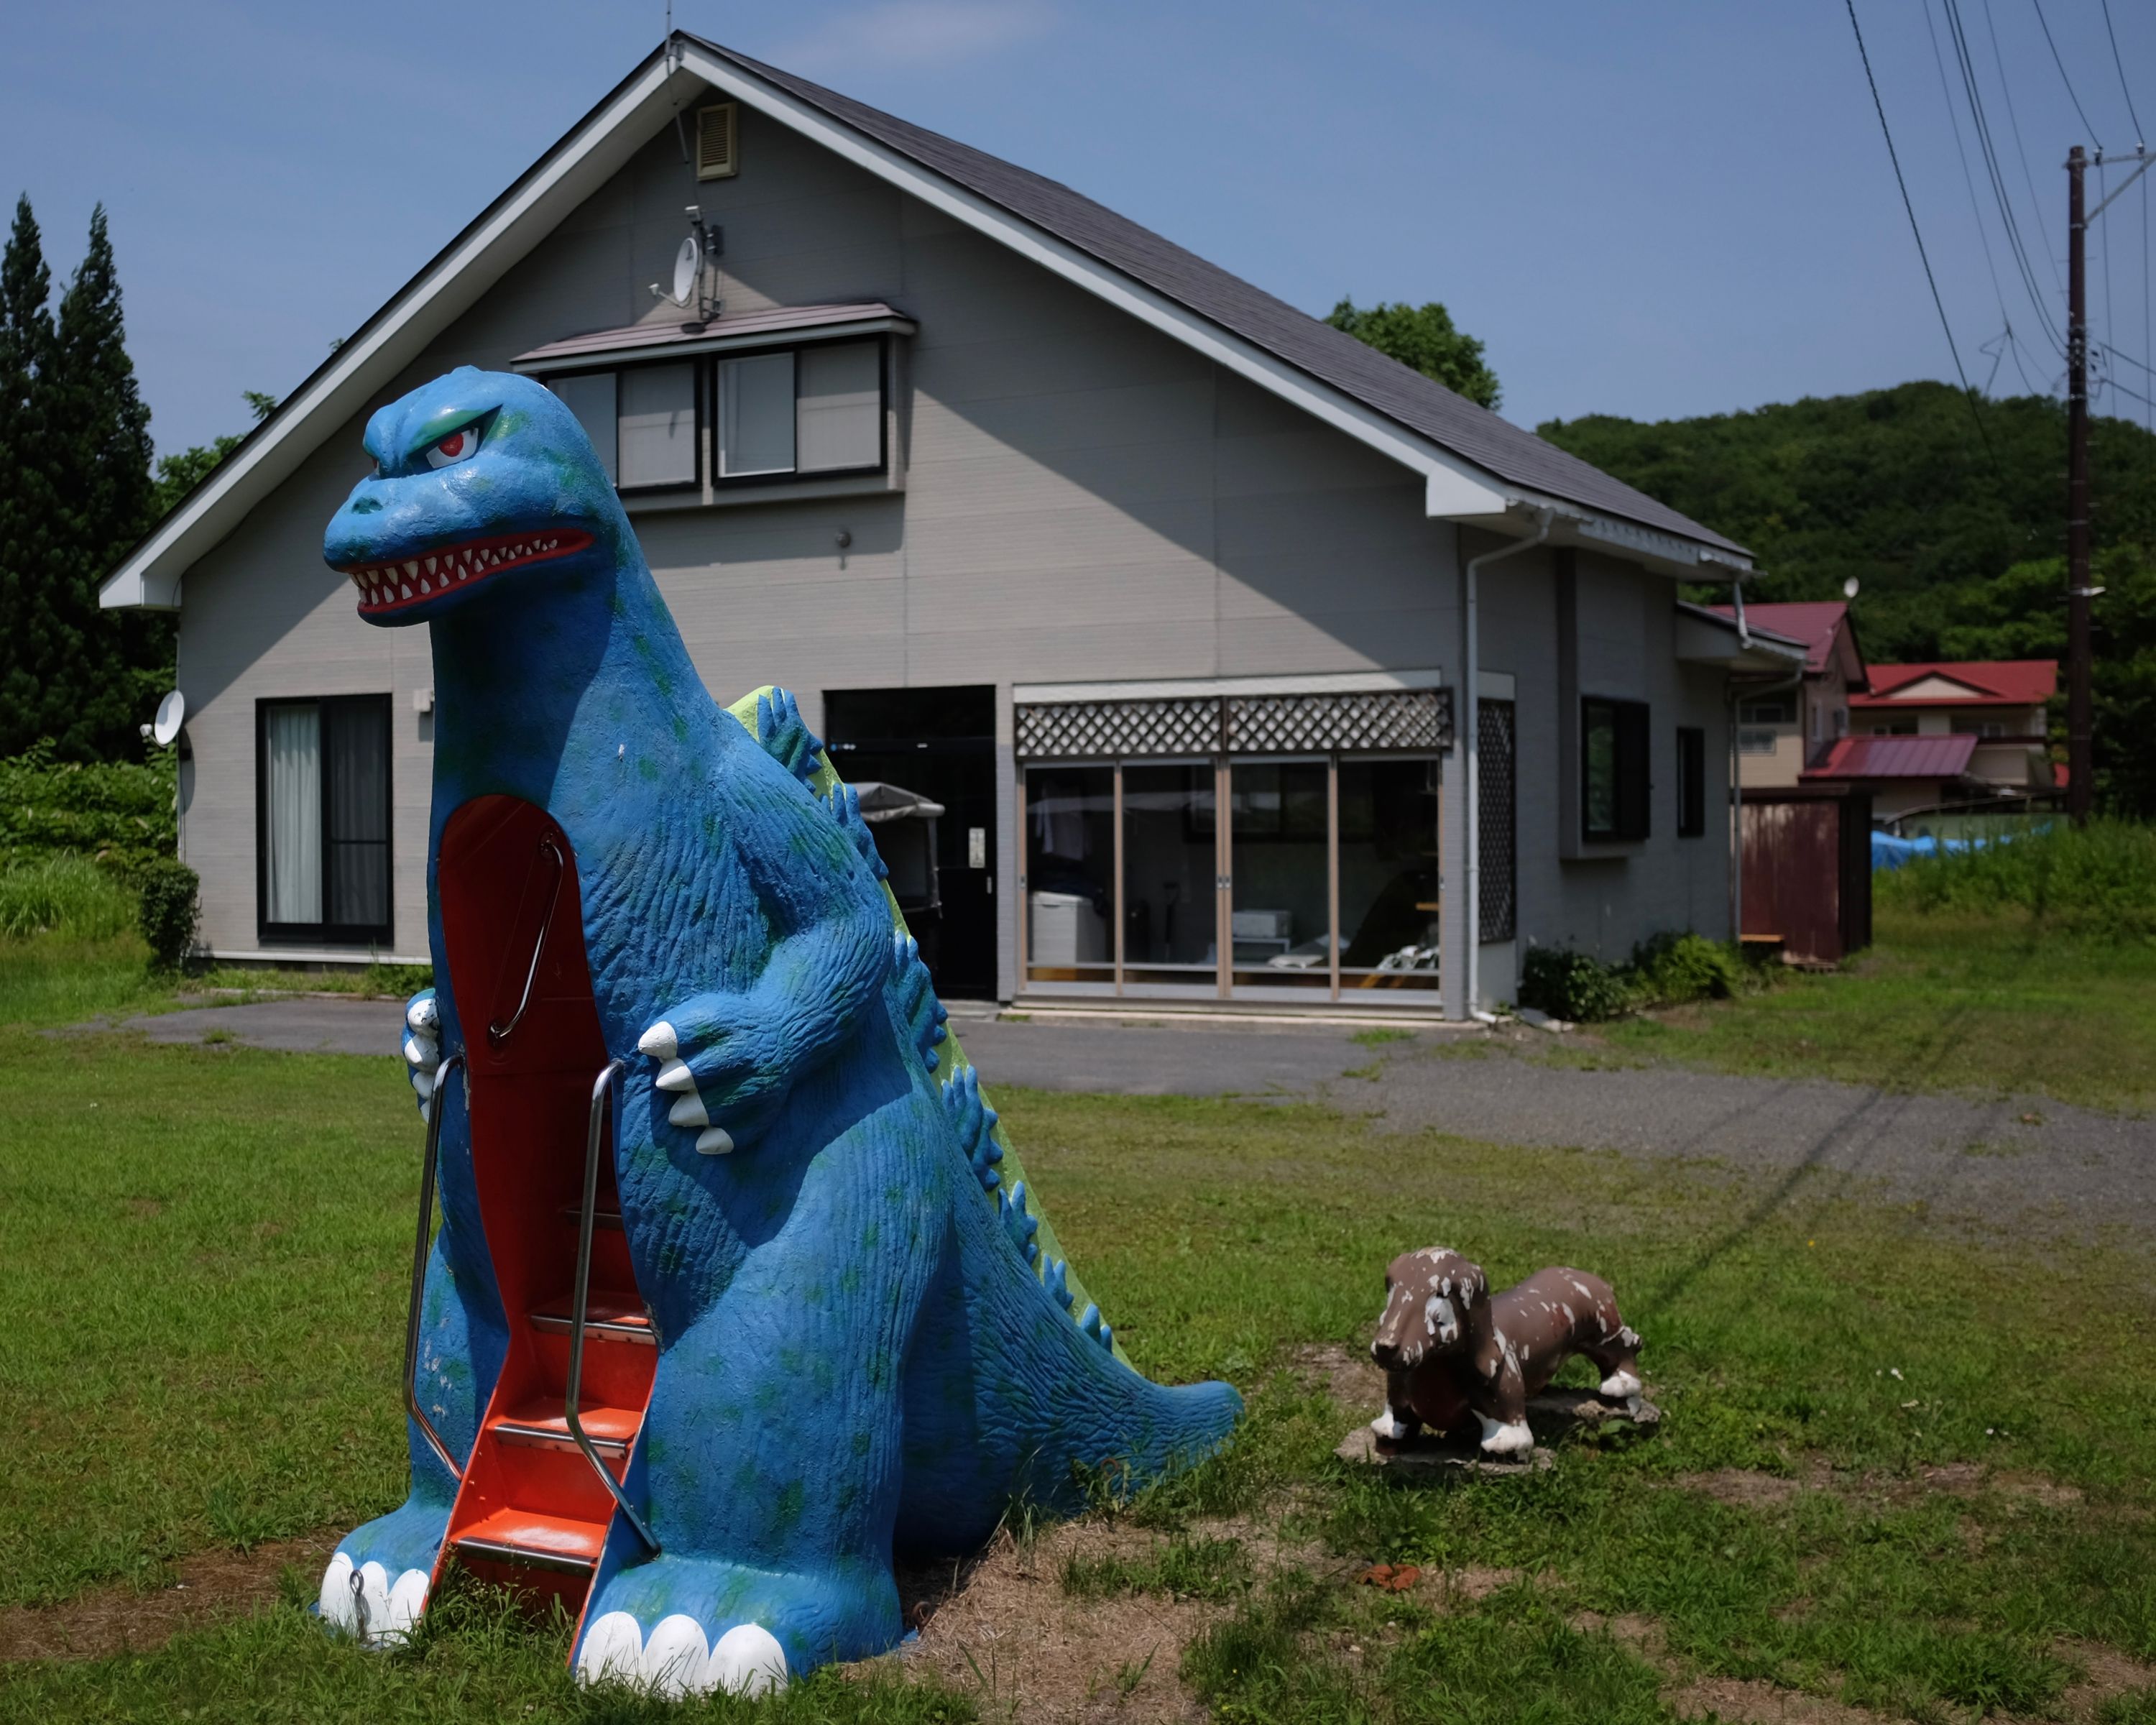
[642, 781, 894, 1150]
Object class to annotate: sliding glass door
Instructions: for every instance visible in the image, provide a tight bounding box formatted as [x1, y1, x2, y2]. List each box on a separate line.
[1021, 752, 1442, 1000]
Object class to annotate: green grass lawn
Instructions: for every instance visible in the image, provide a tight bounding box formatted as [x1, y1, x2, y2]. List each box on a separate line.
[1602, 905, 2156, 1114]
[5, 931, 2156, 1721]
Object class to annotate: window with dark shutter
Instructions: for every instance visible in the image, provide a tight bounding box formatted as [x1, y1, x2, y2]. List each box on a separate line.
[1581, 696, 1650, 844]
[1676, 725, 1706, 837]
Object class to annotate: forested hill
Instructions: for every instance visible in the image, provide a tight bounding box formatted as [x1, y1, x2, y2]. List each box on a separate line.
[1538, 381, 2156, 663]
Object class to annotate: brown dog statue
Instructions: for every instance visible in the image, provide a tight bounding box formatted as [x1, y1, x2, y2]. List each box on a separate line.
[1367, 1247, 1641, 1457]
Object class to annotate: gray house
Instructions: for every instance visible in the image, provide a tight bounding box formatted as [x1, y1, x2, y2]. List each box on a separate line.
[101, 33, 1799, 1018]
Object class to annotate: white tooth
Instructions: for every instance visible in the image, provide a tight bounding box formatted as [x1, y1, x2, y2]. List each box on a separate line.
[418, 577, 430, 593]
[457, 565, 470, 581]
[669, 1093, 709, 1128]
[638, 1022, 678, 1060]
[400, 583, 413, 599]
[403, 561, 419, 579]
[655, 1060, 695, 1092]
[696, 1127, 734, 1156]
[425, 557, 438, 575]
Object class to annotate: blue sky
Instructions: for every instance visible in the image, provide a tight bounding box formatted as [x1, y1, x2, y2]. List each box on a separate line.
[4, 0, 2150, 459]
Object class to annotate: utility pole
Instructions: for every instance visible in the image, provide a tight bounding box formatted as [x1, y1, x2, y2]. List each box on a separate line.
[2065, 145, 2092, 826]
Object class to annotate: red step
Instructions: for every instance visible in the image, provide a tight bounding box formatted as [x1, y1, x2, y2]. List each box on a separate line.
[529, 1294, 653, 1346]
[452, 1505, 608, 1575]
[492, 1394, 642, 1461]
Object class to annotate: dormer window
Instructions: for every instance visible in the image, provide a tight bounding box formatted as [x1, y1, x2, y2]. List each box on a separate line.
[512, 304, 912, 501]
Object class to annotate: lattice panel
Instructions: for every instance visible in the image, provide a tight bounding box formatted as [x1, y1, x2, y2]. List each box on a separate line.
[1015, 698, 1221, 759]
[1478, 697, 1517, 944]
[1226, 689, 1454, 754]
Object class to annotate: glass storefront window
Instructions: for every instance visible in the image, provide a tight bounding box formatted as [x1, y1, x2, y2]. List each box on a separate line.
[1122, 763, 1217, 989]
[1023, 766, 1113, 985]
[1337, 758, 1441, 989]
[1229, 759, 1331, 990]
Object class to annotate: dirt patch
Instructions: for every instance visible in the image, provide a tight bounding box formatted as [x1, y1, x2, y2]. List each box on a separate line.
[0, 1531, 336, 1663]
[2058, 1640, 2156, 1719]
[858, 1521, 1225, 1724]
[1666, 1675, 1884, 1724]
[1678, 1459, 2084, 1513]
[1679, 1461, 1836, 1509]
[1288, 1341, 1384, 1412]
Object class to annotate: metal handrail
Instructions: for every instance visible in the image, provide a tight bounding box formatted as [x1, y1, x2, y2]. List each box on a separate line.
[567, 1057, 660, 1552]
[488, 837, 564, 1048]
[405, 1052, 465, 1481]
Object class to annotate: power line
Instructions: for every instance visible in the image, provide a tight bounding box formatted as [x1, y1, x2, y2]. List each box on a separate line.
[1978, 0, 2066, 299]
[1924, 0, 2017, 354]
[1943, 0, 2066, 354]
[1844, 0, 1996, 462]
[2030, 0, 2102, 147]
[2099, 0, 2145, 146]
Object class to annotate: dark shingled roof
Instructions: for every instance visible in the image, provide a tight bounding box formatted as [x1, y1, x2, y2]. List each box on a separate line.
[690, 34, 1745, 558]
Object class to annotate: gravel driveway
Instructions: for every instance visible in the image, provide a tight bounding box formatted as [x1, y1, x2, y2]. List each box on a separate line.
[103, 998, 2155, 1238]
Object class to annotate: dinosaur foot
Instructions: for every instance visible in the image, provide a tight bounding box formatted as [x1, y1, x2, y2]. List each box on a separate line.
[315, 1496, 448, 1645]
[576, 1552, 899, 1693]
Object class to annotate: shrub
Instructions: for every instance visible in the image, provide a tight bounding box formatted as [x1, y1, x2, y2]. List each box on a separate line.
[1879, 819, 2156, 934]
[1519, 944, 1632, 1022]
[0, 740, 177, 875]
[134, 857, 200, 971]
[1628, 931, 1747, 1006]
[0, 853, 138, 941]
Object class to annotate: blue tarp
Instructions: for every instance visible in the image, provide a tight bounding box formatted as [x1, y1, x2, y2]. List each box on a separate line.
[1871, 826, 2039, 870]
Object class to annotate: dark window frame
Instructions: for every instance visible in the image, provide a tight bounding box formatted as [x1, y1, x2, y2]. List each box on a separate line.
[1581, 695, 1651, 845]
[1676, 725, 1707, 838]
[1478, 697, 1518, 942]
[255, 694, 395, 945]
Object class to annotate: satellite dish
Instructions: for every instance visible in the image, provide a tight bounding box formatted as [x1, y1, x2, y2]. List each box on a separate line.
[670, 235, 701, 306]
[1843, 577, 1861, 599]
[152, 689, 185, 748]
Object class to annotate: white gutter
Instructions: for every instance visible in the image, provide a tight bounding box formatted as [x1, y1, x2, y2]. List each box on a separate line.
[1461, 507, 1555, 1018]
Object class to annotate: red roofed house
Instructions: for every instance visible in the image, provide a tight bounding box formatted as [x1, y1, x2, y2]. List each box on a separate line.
[1708, 601, 1864, 786]
[1835, 660, 2058, 820]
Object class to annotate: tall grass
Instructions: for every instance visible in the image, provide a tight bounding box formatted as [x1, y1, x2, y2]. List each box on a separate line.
[0, 853, 138, 941]
[1877, 818, 2156, 934]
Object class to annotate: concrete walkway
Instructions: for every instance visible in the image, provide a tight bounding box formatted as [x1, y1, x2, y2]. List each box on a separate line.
[103, 995, 2155, 1237]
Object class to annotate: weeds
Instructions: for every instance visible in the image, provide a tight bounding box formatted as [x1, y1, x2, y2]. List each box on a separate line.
[1880, 817, 2156, 934]
[0, 852, 137, 941]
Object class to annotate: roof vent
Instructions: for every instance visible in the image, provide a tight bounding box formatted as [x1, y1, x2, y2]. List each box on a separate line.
[696, 103, 737, 180]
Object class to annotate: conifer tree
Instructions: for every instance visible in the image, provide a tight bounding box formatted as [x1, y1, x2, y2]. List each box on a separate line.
[0, 201, 165, 760]
[0, 195, 59, 756]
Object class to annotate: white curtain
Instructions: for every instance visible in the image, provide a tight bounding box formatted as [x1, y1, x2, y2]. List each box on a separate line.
[719, 351, 795, 477]
[266, 705, 321, 924]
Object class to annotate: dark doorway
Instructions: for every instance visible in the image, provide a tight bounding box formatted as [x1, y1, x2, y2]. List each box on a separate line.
[823, 685, 998, 999]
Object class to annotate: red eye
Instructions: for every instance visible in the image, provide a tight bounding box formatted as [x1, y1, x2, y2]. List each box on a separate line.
[423, 423, 483, 469]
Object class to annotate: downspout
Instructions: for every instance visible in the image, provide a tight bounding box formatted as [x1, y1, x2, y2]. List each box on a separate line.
[1462, 506, 1555, 1019]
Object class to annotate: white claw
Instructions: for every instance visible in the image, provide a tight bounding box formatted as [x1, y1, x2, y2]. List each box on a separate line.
[576, 1610, 645, 1686]
[644, 1614, 714, 1698]
[356, 1560, 394, 1642]
[668, 1092, 709, 1128]
[411, 1066, 436, 1100]
[695, 1126, 734, 1156]
[1599, 1368, 1643, 1399]
[654, 1059, 696, 1092]
[418, 1098, 430, 1126]
[1370, 1407, 1409, 1442]
[637, 1021, 678, 1061]
[711, 1623, 789, 1696]
[318, 1552, 357, 1633]
[381, 1568, 429, 1645]
[403, 1034, 438, 1070]
[405, 995, 438, 1034]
